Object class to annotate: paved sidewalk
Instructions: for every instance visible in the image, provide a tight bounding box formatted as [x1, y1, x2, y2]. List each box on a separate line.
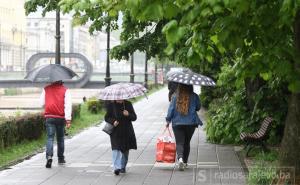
[0, 88, 245, 185]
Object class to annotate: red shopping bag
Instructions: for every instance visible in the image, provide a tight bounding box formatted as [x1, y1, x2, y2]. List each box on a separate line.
[156, 127, 176, 163]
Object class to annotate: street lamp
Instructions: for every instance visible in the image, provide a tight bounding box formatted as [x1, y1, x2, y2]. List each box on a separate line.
[130, 52, 135, 83]
[144, 28, 148, 89]
[144, 52, 148, 89]
[105, 20, 111, 87]
[55, 7, 61, 65]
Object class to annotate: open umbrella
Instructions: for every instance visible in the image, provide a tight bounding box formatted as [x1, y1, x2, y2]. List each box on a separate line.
[25, 64, 78, 82]
[98, 83, 147, 100]
[167, 71, 216, 86]
[166, 68, 192, 77]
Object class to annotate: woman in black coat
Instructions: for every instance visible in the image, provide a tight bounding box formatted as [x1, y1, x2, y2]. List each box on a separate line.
[104, 100, 137, 175]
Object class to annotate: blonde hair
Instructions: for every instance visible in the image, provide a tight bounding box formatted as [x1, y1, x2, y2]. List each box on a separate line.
[176, 84, 193, 115]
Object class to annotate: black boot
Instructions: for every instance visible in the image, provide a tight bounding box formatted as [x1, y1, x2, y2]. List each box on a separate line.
[45, 159, 52, 168]
[114, 169, 120, 175]
[120, 168, 126, 173]
[58, 158, 66, 165]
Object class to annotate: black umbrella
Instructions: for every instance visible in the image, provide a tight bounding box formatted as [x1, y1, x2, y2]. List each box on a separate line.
[25, 64, 78, 82]
[167, 71, 216, 86]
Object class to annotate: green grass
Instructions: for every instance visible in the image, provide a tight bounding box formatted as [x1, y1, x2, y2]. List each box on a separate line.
[246, 149, 279, 185]
[67, 103, 103, 136]
[0, 136, 45, 168]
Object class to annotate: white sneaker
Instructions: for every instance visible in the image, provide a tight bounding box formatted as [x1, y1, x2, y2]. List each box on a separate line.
[178, 158, 184, 171]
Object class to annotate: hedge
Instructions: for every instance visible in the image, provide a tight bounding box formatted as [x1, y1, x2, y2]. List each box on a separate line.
[0, 104, 81, 151]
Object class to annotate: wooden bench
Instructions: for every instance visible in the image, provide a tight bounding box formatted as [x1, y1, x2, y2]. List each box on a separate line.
[240, 117, 273, 157]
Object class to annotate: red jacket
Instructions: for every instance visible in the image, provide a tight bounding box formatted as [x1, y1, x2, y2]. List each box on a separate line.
[44, 83, 67, 119]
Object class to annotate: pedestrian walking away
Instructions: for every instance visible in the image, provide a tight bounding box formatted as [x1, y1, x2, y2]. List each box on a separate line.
[165, 84, 203, 171]
[104, 100, 137, 175]
[40, 80, 72, 168]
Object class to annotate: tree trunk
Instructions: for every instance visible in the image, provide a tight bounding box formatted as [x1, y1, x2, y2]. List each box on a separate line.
[279, 11, 300, 182]
[279, 93, 300, 178]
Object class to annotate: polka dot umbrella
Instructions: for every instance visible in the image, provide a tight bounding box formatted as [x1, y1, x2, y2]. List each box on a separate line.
[167, 71, 216, 86]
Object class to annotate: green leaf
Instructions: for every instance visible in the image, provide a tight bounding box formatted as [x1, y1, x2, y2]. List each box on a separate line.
[163, 3, 180, 19]
[288, 80, 300, 92]
[210, 35, 219, 44]
[200, 7, 212, 17]
[187, 47, 193, 58]
[142, 2, 163, 20]
[164, 45, 174, 55]
[238, 1, 250, 13]
[213, 5, 223, 14]
[126, 0, 140, 7]
[180, 5, 199, 24]
[162, 20, 178, 33]
[206, 54, 213, 63]
[260, 72, 271, 80]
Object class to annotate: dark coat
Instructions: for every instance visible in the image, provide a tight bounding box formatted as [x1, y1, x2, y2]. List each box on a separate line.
[104, 101, 137, 151]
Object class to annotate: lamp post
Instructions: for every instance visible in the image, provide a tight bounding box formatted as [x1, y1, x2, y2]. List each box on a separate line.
[144, 52, 148, 89]
[130, 52, 134, 83]
[55, 7, 61, 65]
[105, 21, 111, 86]
[144, 28, 149, 89]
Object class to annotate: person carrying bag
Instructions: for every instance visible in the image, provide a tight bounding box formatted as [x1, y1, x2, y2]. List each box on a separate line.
[104, 100, 137, 175]
[165, 84, 203, 171]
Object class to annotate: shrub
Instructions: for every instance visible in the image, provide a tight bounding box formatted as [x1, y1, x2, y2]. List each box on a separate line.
[206, 88, 285, 145]
[0, 113, 44, 151]
[87, 97, 104, 114]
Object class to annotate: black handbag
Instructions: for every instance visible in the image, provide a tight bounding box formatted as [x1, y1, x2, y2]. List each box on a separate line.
[102, 102, 125, 135]
[102, 122, 114, 135]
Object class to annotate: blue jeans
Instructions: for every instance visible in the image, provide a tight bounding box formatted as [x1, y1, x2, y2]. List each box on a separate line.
[45, 118, 65, 160]
[112, 150, 129, 170]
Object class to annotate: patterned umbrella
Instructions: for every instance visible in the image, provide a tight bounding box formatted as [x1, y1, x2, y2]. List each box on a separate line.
[167, 71, 216, 86]
[166, 68, 192, 77]
[98, 83, 147, 100]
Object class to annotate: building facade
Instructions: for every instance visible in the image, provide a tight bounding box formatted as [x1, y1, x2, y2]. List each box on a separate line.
[0, 0, 26, 71]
